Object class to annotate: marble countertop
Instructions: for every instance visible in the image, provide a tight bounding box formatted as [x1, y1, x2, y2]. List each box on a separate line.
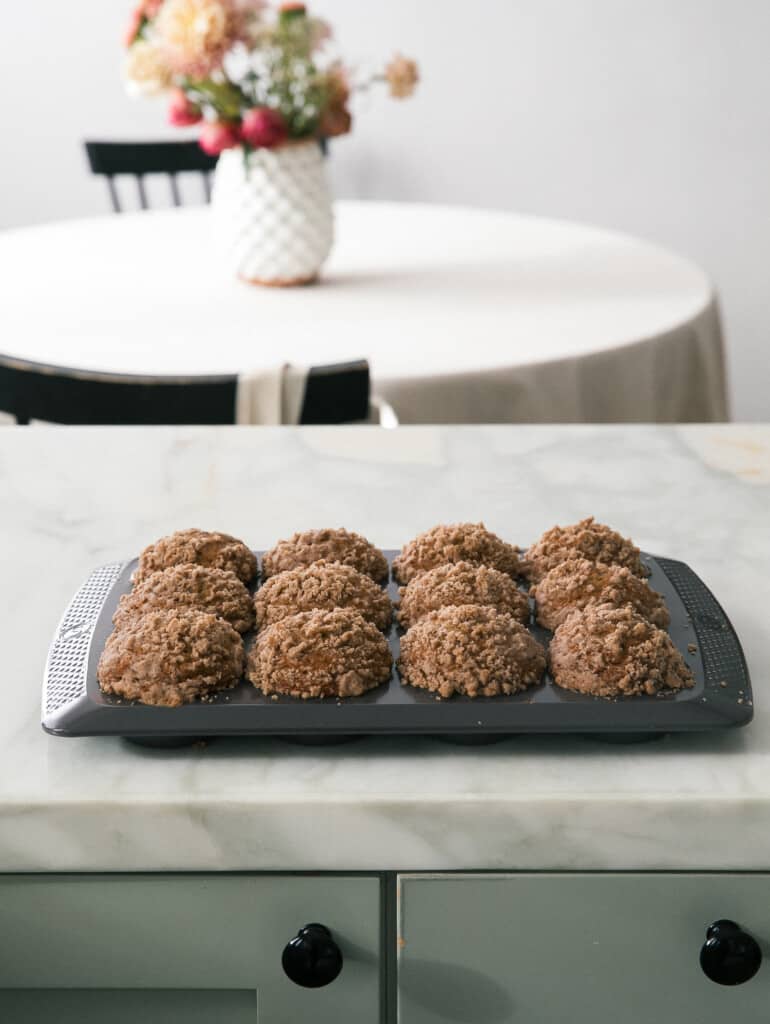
[1, 424, 769, 873]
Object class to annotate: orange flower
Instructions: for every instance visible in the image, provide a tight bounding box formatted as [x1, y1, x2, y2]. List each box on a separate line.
[319, 65, 352, 138]
[384, 54, 419, 99]
[325, 64, 350, 107]
[319, 104, 352, 139]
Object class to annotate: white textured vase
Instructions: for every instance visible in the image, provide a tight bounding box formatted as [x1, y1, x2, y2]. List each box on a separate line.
[211, 140, 334, 286]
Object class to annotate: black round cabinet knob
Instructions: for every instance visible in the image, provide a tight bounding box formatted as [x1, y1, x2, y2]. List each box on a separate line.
[282, 923, 343, 988]
[700, 919, 762, 986]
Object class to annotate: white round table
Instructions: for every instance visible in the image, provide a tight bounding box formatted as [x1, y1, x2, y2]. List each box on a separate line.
[0, 201, 727, 423]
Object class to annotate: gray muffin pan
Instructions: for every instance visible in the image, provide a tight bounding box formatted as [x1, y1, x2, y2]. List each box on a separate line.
[41, 551, 753, 742]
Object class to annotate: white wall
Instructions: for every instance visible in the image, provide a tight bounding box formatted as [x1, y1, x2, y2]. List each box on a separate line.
[1, 0, 769, 419]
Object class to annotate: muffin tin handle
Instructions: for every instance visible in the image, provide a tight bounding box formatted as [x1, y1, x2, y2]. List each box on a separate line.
[42, 562, 126, 724]
[281, 923, 343, 988]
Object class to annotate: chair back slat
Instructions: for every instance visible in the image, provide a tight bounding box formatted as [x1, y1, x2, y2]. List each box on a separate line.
[169, 174, 182, 207]
[136, 175, 149, 211]
[106, 177, 122, 214]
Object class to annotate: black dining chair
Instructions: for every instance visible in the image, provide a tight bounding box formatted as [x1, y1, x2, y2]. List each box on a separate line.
[0, 359, 390, 426]
[84, 140, 218, 213]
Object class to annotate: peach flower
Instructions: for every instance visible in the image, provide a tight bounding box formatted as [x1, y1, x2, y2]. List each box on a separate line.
[155, 0, 246, 78]
[310, 17, 332, 50]
[384, 54, 419, 99]
[123, 39, 174, 95]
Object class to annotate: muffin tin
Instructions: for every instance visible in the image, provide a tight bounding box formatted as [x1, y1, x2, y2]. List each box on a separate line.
[42, 551, 753, 743]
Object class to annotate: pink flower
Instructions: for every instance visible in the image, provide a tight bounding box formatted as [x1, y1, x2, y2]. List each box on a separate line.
[123, 0, 164, 47]
[123, 5, 145, 47]
[198, 120, 241, 155]
[168, 88, 202, 126]
[240, 107, 288, 149]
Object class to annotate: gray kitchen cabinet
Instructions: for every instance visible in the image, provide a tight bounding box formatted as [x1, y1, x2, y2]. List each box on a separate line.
[6, 871, 770, 1022]
[397, 873, 770, 1024]
[0, 875, 381, 1023]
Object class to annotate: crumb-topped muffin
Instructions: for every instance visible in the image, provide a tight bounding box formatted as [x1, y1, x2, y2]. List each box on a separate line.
[255, 560, 392, 632]
[398, 604, 545, 698]
[261, 528, 388, 583]
[114, 564, 255, 634]
[134, 529, 257, 585]
[533, 558, 669, 632]
[522, 517, 644, 582]
[248, 607, 392, 699]
[392, 523, 521, 585]
[98, 609, 244, 708]
[397, 561, 529, 630]
[548, 602, 694, 699]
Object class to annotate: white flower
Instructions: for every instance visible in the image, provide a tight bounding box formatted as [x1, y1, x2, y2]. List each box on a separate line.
[124, 40, 174, 96]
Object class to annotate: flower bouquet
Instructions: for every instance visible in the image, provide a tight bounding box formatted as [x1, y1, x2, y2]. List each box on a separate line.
[124, 0, 419, 285]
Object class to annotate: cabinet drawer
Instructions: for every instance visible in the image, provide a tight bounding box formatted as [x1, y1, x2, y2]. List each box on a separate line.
[397, 873, 770, 1024]
[0, 875, 381, 1023]
[0, 990, 257, 1023]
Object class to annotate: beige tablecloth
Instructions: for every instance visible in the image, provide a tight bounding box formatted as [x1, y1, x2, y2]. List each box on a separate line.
[375, 299, 728, 424]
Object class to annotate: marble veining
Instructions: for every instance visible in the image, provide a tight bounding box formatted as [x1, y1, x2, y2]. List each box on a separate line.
[1, 424, 769, 871]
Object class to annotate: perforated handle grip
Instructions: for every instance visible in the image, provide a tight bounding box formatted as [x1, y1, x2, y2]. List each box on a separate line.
[42, 562, 124, 721]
